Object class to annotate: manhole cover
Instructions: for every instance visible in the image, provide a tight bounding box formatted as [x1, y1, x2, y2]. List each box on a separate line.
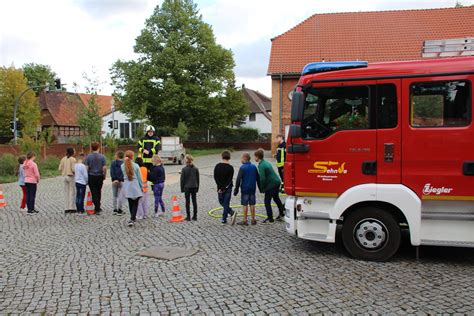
[138, 246, 199, 260]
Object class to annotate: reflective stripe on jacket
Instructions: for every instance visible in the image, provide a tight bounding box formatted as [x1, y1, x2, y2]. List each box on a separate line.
[276, 141, 286, 168]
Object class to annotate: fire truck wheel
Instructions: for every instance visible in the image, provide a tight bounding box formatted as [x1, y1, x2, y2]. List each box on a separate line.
[342, 207, 401, 261]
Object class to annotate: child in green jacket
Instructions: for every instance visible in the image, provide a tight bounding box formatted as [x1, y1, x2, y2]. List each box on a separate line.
[254, 149, 284, 223]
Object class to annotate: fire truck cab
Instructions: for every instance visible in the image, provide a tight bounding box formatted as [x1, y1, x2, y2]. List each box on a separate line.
[285, 57, 474, 261]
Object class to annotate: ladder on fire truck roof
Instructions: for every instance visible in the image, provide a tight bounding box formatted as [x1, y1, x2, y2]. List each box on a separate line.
[422, 37, 474, 58]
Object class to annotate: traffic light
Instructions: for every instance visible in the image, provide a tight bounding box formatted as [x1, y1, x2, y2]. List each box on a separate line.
[108, 120, 113, 129]
[54, 78, 61, 90]
[10, 120, 22, 131]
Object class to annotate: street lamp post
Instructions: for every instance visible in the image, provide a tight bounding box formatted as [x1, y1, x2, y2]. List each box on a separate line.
[13, 84, 48, 145]
[111, 98, 116, 137]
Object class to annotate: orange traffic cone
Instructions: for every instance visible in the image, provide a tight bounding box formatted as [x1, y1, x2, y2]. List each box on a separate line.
[0, 188, 6, 208]
[85, 192, 95, 215]
[170, 195, 184, 222]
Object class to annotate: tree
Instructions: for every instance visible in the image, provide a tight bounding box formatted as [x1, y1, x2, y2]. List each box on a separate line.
[78, 71, 103, 148]
[175, 120, 189, 141]
[0, 66, 41, 141]
[22, 63, 57, 95]
[111, 0, 247, 131]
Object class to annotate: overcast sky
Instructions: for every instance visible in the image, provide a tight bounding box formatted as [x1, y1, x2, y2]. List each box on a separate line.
[1, 0, 472, 97]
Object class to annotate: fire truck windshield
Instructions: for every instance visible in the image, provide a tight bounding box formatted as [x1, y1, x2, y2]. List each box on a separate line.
[301, 85, 369, 139]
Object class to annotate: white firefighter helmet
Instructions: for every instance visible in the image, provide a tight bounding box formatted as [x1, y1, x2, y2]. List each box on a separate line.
[145, 125, 155, 133]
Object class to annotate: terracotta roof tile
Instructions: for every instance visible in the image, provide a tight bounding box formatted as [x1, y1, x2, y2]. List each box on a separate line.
[77, 93, 114, 117]
[40, 92, 116, 126]
[268, 7, 474, 75]
[39, 92, 84, 126]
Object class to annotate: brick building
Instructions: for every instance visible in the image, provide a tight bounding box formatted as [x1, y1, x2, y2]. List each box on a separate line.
[267, 6, 474, 151]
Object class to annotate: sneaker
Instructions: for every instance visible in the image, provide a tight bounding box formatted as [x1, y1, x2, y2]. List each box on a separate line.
[136, 216, 143, 220]
[230, 210, 238, 225]
[127, 220, 135, 227]
[113, 209, 118, 215]
[116, 209, 124, 216]
[154, 211, 159, 218]
[192, 215, 197, 221]
[251, 220, 257, 225]
[237, 221, 248, 226]
[33, 210, 39, 213]
[221, 220, 227, 224]
[276, 214, 284, 222]
[27, 210, 35, 215]
[262, 218, 274, 224]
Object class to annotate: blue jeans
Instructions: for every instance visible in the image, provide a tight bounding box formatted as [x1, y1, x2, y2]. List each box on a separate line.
[153, 182, 165, 212]
[218, 186, 233, 221]
[75, 183, 86, 212]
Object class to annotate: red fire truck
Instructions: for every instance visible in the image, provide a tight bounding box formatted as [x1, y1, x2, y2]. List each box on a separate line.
[285, 57, 474, 261]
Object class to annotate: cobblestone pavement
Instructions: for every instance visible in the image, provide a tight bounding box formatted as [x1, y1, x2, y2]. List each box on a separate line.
[1, 151, 474, 314]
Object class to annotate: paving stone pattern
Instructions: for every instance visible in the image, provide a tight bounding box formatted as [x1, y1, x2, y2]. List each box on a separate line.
[1, 152, 473, 314]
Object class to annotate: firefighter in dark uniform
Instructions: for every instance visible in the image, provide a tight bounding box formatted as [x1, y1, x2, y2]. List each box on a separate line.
[275, 134, 286, 193]
[137, 125, 161, 171]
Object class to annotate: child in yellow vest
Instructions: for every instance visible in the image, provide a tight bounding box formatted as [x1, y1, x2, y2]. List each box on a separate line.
[135, 157, 149, 219]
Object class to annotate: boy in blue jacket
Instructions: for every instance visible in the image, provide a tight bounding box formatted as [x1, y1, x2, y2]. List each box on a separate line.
[234, 152, 260, 225]
[110, 151, 125, 215]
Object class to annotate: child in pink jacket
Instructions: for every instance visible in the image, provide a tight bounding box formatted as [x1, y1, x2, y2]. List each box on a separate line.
[23, 151, 40, 214]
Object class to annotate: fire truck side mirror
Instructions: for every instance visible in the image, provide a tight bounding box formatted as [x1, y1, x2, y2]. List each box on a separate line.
[291, 91, 305, 122]
[289, 124, 302, 139]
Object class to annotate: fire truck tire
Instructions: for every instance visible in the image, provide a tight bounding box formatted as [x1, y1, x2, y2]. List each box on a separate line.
[342, 206, 401, 261]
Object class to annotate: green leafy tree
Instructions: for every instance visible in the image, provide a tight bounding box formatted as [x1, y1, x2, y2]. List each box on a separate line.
[78, 71, 103, 148]
[0, 66, 41, 140]
[111, 0, 247, 131]
[22, 63, 57, 95]
[175, 120, 189, 141]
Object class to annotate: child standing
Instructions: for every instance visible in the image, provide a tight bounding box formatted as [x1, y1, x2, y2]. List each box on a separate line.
[58, 147, 76, 213]
[23, 151, 40, 215]
[17, 155, 26, 210]
[121, 151, 143, 227]
[148, 155, 166, 217]
[234, 153, 260, 225]
[180, 155, 199, 221]
[74, 153, 88, 214]
[254, 149, 284, 223]
[213, 151, 237, 225]
[135, 157, 149, 220]
[110, 151, 125, 216]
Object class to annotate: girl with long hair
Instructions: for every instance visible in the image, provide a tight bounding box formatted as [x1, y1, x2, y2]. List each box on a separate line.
[23, 151, 40, 214]
[121, 151, 143, 226]
[148, 155, 166, 216]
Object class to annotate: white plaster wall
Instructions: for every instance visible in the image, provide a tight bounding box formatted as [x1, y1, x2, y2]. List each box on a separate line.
[241, 112, 272, 133]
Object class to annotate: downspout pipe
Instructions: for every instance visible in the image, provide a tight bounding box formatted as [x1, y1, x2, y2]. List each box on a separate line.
[279, 74, 283, 134]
